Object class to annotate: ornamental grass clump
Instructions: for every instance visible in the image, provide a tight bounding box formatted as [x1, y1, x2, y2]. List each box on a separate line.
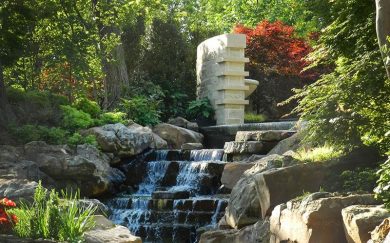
[9, 182, 96, 242]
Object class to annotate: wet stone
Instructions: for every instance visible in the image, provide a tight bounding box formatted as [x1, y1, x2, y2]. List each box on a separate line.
[152, 190, 190, 200]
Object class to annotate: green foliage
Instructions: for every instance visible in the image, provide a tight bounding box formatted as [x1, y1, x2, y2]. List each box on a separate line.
[293, 145, 343, 163]
[288, 0, 390, 153]
[74, 97, 101, 118]
[375, 157, 390, 209]
[244, 113, 267, 123]
[61, 105, 94, 131]
[10, 182, 96, 242]
[186, 98, 214, 120]
[7, 87, 68, 107]
[119, 96, 160, 126]
[67, 133, 97, 147]
[341, 167, 378, 192]
[98, 112, 128, 125]
[9, 125, 68, 145]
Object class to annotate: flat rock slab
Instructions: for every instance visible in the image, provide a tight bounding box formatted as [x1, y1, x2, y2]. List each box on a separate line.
[235, 130, 295, 142]
[342, 205, 390, 243]
[224, 141, 276, 155]
[152, 190, 190, 199]
[181, 143, 204, 150]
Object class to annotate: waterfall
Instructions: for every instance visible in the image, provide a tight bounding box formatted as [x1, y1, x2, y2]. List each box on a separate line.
[211, 200, 224, 226]
[190, 149, 224, 161]
[136, 161, 169, 194]
[156, 150, 169, 160]
[169, 161, 208, 194]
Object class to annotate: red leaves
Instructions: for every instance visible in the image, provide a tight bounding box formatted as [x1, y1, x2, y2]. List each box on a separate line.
[234, 20, 315, 80]
[0, 198, 18, 233]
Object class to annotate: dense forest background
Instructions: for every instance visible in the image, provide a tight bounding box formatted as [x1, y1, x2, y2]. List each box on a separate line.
[0, 0, 389, 156]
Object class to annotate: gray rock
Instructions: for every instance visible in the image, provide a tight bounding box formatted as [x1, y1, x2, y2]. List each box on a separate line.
[369, 217, 390, 243]
[153, 123, 204, 149]
[0, 179, 38, 201]
[200, 219, 269, 243]
[181, 143, 204, 150]
[168, 116, 199, 132]
[270, 193, 378, 243]
[221, 162, 255, 190]
[86, 122, 166, 157]
[267, 132, 302, 155]
[342, 205, 390, 243]
[84, 215, 142, 243]
[235, 130, 295, 142]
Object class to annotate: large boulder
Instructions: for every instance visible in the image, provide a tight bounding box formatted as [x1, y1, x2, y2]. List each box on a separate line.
[199, 220, 269, 243]
[86, 123, 167, 157]
[270, 193, 378, 243]
[168, 116, 199, 132]
[23, 142, 125, 196]
[267, 132, 302, 155]
[369, 218, 390, 243]
[342, 205, 390, 243]
[0, 142, 125, 198]
[221, 162, 255, 190]
[153, 123, 204, 149]
[84, 215, 142, 243]
[225, 154, 297, 228]
[0, 179, 38, 201]
[225, 147, 381, 229]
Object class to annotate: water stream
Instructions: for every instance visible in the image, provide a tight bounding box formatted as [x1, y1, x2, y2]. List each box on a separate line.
[107, 149, 228, 242]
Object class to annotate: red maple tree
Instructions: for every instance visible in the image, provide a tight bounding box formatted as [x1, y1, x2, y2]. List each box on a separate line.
[234, 20, 322, 118]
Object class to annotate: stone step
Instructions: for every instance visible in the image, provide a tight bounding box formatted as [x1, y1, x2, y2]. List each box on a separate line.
[152, 191, 190, 200]
[224, 141, 277, 158]
[235, 130, 296, 142]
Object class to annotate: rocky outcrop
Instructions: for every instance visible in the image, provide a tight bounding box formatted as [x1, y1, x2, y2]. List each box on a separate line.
[225, 154, 297, 228]
[267, 132, 302, 155]
[0, 179, 38, 201]
[84, 215, 142, 243]
[235, 130, 295, 142]
[199, 220, 269, 243]
[0, 142, 125, 199]
[86, 123, 167, 158]
[221, 162, 255, 190]
[168, 116, 199, 132]
[369, 218, 390, 243]
[224, 147, 381, 229]
[270, 193, 378, 243]
[153, 123, 204, 149]
[342, 205, 390, 243]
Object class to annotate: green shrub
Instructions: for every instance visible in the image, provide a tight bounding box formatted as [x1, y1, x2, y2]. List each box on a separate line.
[10, 182, 96, 242]
[61, 105, 94, 130]
[9, 125, 68, 145]
[186, 98, 214, 120]
[244, 113, 267, 123]
[293, 145, 343, 163]
[74, 97, 101, 118]
[7, 87, 68, 107]
[375, 156, 390, 209]
[67, 133, 97, 146]
[98, 112, 128, 125]
[120, 96, 160, 126]
[341, 167, 378, 192]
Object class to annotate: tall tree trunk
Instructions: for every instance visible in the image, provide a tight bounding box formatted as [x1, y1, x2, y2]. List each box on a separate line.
[92, 0, 129, 110]
[376, 0, 390, 79]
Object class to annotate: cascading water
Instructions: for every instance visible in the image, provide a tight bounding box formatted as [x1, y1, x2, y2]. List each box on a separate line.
[106, 149, 229, 242]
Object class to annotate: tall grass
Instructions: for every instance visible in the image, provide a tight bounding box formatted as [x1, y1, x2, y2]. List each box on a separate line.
[9, 182, 96, 242]
[244, 113, 267, 123]
[293, 145, 343, 163]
